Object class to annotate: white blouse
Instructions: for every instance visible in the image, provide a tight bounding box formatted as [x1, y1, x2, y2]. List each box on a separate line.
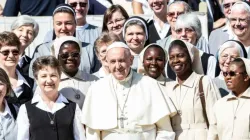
[17, 93, 85, 140]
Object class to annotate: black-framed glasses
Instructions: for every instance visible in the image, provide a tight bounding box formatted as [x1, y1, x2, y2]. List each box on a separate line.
[223, 2, 235, 9]
[0, 50, 19, 56]
[69, 2, 87, 8]
[59, 52, 80, 59]
[223, 71, 246, 77]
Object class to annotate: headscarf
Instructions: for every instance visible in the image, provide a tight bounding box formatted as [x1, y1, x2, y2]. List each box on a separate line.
[138, 43, 168, 74]
[217, 40, 247, 59]
[167, 39, 204, 74]
[240, 57, 250, 76]
[53, 36, 82, 59]
[52, 4, 77, 40]
[122, 16, 148, 40]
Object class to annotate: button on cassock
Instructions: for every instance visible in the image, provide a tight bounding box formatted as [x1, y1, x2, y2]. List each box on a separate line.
[75, 94, 80, 99]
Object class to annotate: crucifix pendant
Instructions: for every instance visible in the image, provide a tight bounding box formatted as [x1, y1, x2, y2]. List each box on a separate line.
[178, 110, 182, 116]
[118, 114, 128, 128]
[50, 120, 54, 125]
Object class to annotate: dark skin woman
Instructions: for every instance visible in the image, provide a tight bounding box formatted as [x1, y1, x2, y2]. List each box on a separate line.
[168, 40, 193, 84]
[143, 44, 166, 79]
[166, 39, 220, 140]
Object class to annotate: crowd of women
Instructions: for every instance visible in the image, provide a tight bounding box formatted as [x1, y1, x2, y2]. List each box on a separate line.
[0, 0, 250, 139]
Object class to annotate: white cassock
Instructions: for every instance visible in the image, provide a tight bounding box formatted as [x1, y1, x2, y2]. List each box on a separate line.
[82, 70, 177, 140]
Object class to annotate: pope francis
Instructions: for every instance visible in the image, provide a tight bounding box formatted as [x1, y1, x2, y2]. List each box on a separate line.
[82, 42, 176, 140]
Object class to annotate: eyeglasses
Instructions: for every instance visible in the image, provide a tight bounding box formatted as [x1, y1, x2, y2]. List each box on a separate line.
[221, 54, 237, 61]
[59, 52, 80, 59]
[0, 50, 19, 56]
[167, 11, 184, 17]
[69, 2, 87, 8]
[175, 28, 194, 34]
[229, 17, 250, 24]
[107, 18, 125, 26]
[223, 71, 246, 77]
[223, 2, 235, 9]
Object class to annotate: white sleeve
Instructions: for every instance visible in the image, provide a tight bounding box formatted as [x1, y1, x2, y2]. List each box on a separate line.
[17, 104, 30, 140]
[73, 104, 86, 140]
[207, 56, 217, 78]
[86, 127, 101, 140]
[155, 115, 175, 140]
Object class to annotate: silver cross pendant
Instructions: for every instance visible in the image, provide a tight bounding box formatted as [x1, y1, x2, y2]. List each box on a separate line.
[118, 114, 128, 128]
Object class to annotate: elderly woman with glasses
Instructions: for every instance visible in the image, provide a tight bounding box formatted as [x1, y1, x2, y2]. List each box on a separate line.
[11, 15, 39, 76]
[0, 32, 34, 107]
[17, 56, 85, 140]
[228, 1, 250, 57]
[208, 0, 241, 56]
[30, 4, 99, 78]
[174, 13, 210, 53]
[157, 1, 191, 51]
[53, 36, 98, 108]
[208, 58, 250, 140]
[169, 13, 218, 78]
[102, 5, 129, 40]
[213, 40, 247, 97]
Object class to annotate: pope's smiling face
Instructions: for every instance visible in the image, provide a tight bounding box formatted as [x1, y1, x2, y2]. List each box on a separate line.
[106, 47, 133, 80]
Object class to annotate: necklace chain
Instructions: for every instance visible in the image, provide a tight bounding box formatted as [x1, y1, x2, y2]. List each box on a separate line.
[174, 84, 188, 115]
[112, 75, 133, 115]
[43, 101, 56, 125]
[111, 74, 133, 128]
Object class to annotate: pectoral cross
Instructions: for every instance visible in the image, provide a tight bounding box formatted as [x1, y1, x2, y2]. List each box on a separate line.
[118, 114, 128, 128]
[178, 110, 182, 116]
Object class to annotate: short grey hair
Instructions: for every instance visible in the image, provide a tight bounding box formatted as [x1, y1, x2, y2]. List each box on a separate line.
[11, 15, 39, 38]
[167, 1, 192, 13]
[175, 13, 202, 39]
[230, 1, 250, 16]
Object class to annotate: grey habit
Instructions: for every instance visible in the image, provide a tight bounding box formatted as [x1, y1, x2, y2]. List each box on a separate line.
[209, 25, 230, 56]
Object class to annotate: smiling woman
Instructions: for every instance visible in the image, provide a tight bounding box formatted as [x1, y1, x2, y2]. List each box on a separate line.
[102, 5, 129, 39]
[165, 39, 221, 140]
[30, 4, 99, 78]
[53, 36, 98, 108]
[11, 15, 39, 76]
[140, 43, 167, 79]
[123, 16, 148, 71]
[17, 56, 85, 140]
[213, 40, 247, 97]
[0, 31, 34, 107]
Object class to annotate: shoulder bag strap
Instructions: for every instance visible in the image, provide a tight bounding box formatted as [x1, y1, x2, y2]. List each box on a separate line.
[199, 76, 209, 128]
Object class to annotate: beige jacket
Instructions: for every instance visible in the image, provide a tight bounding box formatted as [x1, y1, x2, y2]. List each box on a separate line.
[208, 87, 250, 140]
[58, 70, 98, 109]
[164, 72, 221, 140]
